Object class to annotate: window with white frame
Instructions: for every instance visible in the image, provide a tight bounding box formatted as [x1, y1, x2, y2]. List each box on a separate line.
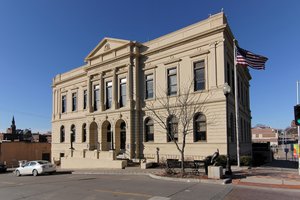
[60, 126, 65, 143]
[106, 81, 112, 109]
[167, 115, 178, 142]
[194, 61, 205, 91]
[62, 95, 66, 113]
[72, 92, 77, 111]
[93, 85, 99, 111]
[145, 118, 154, 142]
[119, 78, 126, 107]
[167, 68, 177, 96]
[82, 123, 86, 142]
[83, 90, 87, 110]
[194, 113, 207, 142]
[145, 74, 154, 99]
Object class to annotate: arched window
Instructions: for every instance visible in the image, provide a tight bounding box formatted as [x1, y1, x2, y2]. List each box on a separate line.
[145, 118, 154, 142]
[71, 124, 76, 143]
[107, 123, 111, 142]
[194, 113, 206, 142]
[60, 126, 65, 143]
[82, 123, 86, 142]
[120, 122, 126, 150]
[167, 115, 178, 142]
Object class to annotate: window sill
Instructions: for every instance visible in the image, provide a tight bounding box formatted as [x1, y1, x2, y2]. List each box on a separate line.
[193, 141, 207, 143]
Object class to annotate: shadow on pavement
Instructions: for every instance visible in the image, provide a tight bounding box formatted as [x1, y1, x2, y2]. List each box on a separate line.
[262, 159, 298, 169]
[53, 170, 73, 175]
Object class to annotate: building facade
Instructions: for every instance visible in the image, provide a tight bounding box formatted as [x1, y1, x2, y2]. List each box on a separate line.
[0, 142, 51, 167]
[52, 12, 252, 167]
[252, 126, 279, 147]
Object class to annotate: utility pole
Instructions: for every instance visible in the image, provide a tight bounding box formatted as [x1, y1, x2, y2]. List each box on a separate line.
[297, 81, 300, 175]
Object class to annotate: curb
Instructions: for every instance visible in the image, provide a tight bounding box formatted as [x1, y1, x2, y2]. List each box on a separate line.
[69, 169, 300, 189]
[232, 179, 300, 190]
[70, 170, 225, 185]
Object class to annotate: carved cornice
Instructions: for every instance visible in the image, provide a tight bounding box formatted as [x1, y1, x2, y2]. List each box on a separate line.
[189, 50, 210, 58]
[163, 57, 182, 65]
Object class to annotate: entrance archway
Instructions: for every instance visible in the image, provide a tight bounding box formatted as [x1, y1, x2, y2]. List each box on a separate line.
[115, 119, 126, 154]
[101, 120, 112, 151]
[89, 122, 98, 150]
[120, 122, 126, 150]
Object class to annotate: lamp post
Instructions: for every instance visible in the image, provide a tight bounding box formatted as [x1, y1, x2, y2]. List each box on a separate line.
[70, 132, 75, 157]
[223, 82, 232, 175]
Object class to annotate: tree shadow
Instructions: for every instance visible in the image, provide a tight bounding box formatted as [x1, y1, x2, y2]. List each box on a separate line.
[262, 159, 298, 169]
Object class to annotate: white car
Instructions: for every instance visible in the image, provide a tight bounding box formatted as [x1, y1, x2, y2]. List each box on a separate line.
[15, 160, 56, 176]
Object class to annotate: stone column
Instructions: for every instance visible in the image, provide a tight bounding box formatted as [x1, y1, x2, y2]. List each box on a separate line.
[99, 72, 104, 111]
[87, 76, 92, 112]
[216, 40, 225, 86]
[209, 42, 217, 89]
[127, 64, 133, 105]
[52, 89, 56, 120]
[112, 69, 117, 109]
[58, 89, 61, 118]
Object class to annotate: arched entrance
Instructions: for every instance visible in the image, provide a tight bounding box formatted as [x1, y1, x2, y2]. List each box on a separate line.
[89, 122, 98, 150]
[115, 120, 126, 154]
[120, 122, 126, 151]
[101, 121, 112, 151]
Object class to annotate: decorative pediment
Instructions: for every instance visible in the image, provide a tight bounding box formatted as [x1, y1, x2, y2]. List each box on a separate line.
[85, 37, 131, 62]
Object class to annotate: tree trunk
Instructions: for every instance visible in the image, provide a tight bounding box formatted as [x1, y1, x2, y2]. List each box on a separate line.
[181, 150, 185, 177]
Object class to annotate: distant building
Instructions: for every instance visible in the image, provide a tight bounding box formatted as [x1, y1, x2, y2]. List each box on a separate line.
[0, 142, 51, 167]
[0, 117, 52, 143]
[252, 126, 279, 146]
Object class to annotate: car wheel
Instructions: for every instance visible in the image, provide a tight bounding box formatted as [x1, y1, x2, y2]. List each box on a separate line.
[32, 169, 38, 176]
[15, 170, 21, 177]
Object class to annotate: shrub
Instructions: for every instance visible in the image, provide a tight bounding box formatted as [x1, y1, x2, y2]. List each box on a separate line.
[215, 155, 227, 167]
[240, 156, 252, 166]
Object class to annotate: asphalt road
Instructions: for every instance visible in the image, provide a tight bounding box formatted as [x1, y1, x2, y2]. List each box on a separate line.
[0, 172, 299, 200]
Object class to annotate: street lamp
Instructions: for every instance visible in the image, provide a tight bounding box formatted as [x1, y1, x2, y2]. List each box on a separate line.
[223, 82, 232, 175]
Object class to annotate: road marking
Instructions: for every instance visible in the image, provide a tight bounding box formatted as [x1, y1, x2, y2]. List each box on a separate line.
[0, 182, 15, 185]
[148, 197, 170, 200]
[94, 189, 152, 198]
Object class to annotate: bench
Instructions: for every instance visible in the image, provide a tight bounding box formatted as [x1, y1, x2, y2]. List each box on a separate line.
[166, 159, 209, 175]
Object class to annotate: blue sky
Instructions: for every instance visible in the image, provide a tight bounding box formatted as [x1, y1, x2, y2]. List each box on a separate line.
[0, 0, 299, 132]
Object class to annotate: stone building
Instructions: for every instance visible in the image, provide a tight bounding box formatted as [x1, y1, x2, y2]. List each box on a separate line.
[52, 12, 252, 168]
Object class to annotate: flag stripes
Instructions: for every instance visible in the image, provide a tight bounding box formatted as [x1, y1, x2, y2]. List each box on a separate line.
[236, 46, 268, 70]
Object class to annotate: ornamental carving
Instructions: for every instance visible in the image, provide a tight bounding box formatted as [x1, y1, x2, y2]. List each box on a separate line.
[104, 43, 110, 51]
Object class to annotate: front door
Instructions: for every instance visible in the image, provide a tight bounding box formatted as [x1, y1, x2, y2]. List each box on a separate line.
[120, 122, 126, 151]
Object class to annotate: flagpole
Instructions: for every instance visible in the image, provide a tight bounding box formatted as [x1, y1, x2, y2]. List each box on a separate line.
[233, 39, 240, 167]
[297, 80, 300, 175]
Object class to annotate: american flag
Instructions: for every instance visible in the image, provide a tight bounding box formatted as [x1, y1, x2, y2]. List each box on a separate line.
[236, 46, 268, 70]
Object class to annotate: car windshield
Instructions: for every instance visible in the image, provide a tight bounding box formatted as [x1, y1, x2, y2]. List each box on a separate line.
[37, 161, 50, 165]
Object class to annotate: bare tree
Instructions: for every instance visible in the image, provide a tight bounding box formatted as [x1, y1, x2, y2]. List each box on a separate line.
[145, 81, 211, 175]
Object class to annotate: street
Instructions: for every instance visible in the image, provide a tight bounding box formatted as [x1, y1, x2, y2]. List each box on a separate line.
[0, 172, 299, 200]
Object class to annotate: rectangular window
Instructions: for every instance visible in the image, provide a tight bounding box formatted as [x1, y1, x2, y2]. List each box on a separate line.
[119, 78, 126, 107]
[145, 74, 153, 99]
[72, 92, 77, 111]
[106, 81, 112, 109]
[83, 90, 87, 110]
[93, 85, 99, 111]
[227, 63, 231, 87]
[62, 95, 66, 113]
[194, 61, 205, 91]
[167, 68, 177, 96]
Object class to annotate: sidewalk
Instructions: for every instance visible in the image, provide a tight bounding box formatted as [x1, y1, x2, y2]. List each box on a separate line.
[231, 160, 300, 189]
[64, 160, 300, 189]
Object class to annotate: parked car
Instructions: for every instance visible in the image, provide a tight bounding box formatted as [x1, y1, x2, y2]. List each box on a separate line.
[0, 163, 7, 172]
[14, 160, 56, 176]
